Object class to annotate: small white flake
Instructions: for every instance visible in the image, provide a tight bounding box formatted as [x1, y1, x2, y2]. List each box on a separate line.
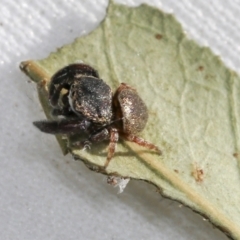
[107, 176, 130, 193]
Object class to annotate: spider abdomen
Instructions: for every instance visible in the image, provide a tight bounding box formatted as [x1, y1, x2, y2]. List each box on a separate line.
[114, 83, 148, 135]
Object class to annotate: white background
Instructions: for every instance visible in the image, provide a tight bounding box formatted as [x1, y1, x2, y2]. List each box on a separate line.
[0, 0, 238, 239]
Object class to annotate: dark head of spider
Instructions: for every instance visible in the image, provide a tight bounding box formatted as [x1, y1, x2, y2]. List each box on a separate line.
[33, 63, 161, 168]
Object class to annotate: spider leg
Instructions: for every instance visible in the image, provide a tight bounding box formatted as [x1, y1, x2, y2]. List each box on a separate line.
[72, 128, 110, 149]
[124, 134, 161, 154]
[49, 82, 70, 107]
[74, 127, 118, 168]
[104, 128, 119, 168]
[51, 93, 76, 117]
[33, 118, 90, 135]
[89, 128, 110, 142]
[70, 63, 99, 78]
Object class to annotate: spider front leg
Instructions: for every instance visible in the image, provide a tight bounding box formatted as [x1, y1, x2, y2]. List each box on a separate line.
[33, 118, 90, 135]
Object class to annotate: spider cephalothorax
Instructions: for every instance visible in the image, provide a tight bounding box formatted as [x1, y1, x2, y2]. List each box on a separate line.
[33, 63, 160, 168]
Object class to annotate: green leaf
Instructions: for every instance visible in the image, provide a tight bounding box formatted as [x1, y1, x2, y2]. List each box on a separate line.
[20, 1, 240, 239]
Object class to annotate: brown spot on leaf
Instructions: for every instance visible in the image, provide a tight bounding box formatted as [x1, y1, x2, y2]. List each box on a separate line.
[233, 153, 238, 158]
[174, 169, 179, 173]
[155, 33, 162, 40]
[197, 66, 204, 71]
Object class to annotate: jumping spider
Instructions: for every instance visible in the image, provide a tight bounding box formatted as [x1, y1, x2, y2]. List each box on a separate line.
[33, 63, 160, 168]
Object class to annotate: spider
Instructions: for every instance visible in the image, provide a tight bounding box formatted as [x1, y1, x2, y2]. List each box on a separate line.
[33, 63, 160, 168]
